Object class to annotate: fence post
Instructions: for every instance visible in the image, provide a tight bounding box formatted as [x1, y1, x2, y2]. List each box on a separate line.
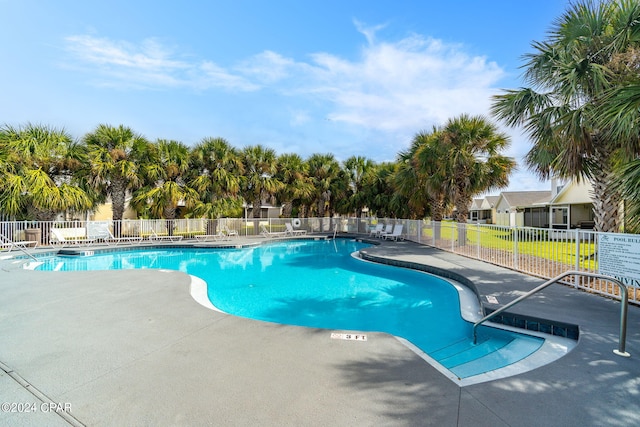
[575, 230, 581, 288]
[513, 227, 519, 270]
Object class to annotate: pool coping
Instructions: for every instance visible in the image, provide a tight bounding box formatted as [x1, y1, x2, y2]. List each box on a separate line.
[181, 239, 579, 386]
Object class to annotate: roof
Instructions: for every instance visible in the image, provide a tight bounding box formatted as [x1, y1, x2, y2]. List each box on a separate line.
[469, 198, 484, 210]
[469, 195, 500, 211]
[499, 191, 552, 208]
[549, 179, 594, 205]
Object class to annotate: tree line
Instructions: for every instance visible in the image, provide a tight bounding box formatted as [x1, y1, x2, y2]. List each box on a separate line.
[0, 115, 514, 225]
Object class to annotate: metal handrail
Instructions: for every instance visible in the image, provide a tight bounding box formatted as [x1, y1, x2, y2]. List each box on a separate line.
[7, 243, 39, 262]
[472, 270, 630, 357]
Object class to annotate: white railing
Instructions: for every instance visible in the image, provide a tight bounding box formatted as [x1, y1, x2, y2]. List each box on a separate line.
[360, 218, 638, 305]
[0, 217, 333, 246]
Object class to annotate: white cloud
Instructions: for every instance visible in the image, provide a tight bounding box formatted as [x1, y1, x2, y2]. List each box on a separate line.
[298, 35, 505, 132]
[353, 19, 388, 45]
[64, 35, 258, 91]
[63, 26, 509, 153]
[289, 110, 311, 126]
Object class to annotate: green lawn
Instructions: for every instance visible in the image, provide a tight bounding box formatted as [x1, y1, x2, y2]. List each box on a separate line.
[420, 222, 597, 270]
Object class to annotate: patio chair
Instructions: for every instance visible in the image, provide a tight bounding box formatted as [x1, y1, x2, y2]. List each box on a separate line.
[0, 233, 38, 252]
[383, 224, 404, 241]
[149, 229, 184, 242]
[285, 223, 307, 236]
[195, 231, 229, 242]
[104, 228, 143, 245]
[260, 224, 287, 238]
[377, 224, 393, 238]
[50, 228, 95, 247]
[221, 225, 239, 238]
[369, 224, 384, 237]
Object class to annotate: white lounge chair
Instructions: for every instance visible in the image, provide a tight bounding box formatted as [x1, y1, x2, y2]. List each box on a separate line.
[195, 231, 229, 242]
[0, 233, 38, 252]
[104, 228, 143, 245]
[222, 225, 239, 238]
[260, 224, 287, 238]
[383, 224, 404, 241]
[369, 224, 384, 237]
[149, 229, 184, 242]
[50, 228, 95, 247]
[377, 224, 393, 238]
[285, 223, 307, 236]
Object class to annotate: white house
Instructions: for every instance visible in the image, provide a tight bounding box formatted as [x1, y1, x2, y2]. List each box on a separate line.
[547, 178, 595, 229]
[494, 191, 552, 227]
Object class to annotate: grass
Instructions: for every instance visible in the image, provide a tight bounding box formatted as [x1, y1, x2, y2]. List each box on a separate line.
[420, 222, 598, 271]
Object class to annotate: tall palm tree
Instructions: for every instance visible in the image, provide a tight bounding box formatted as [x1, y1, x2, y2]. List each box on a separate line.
[274, 153, 313, 218]
[491, 0, 640, 233]
[0, 123, 93, 221]
[341, 156, 376, 221]
[596, 46, 640, 233]
[367, 162, 406, 218]
[305, 153, 341, 218]
[438, 114, 515, 224]
[131, 139, 198, 223]
[84, 124, 148, 228]
[240, 145, 283, 218]
[398, 130, 446, 220]
[190, 137, 244, 221]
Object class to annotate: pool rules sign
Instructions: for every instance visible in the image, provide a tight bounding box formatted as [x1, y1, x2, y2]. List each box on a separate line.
[598, 233, 640, 287]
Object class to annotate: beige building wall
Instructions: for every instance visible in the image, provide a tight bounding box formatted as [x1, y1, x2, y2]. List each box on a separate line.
[90, 203, 138, 221]
[494, 197, 511, 226]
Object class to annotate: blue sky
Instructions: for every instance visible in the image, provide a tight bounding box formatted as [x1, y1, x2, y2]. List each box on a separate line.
[1, 0, 571, 191]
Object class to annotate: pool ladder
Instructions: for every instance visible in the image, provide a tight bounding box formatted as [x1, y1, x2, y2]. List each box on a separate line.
[472, 271, 630, 357]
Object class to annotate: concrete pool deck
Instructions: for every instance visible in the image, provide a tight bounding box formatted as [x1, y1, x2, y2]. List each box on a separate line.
[1, 237, 639, 426]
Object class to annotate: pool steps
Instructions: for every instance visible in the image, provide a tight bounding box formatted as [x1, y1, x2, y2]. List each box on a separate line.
[358, 248, 578, 379]
[430, 333, 544, 379]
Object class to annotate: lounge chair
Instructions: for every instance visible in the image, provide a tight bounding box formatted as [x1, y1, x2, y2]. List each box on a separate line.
[104, 228, 143, 245]
[369, 224, 384, 237]
[260, 224, 287, 238]
[221, 225, 239, 238]
[50, 228, 96, 247]
[377, 224, 393, 238]
[383, 224, 404, 241]
[149, 229, 184, 242]
[195, 231, 229, 242]
[285, 223, 307, 236]
[0, 233, 38, 252]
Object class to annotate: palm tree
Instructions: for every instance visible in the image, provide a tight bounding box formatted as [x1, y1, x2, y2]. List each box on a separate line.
[189, 137, 244, 225]
[398, 130, 446, 220]
[305, 153, 341, 218]
[274, 153, 313, 218]
[240, 145, 283, 219]
[131, 139, 198, 227]
[341, 156, 376, 221]
[438, 114, 515, 224]
[0, 123, 93, 221]
[491, 0, 640, 233]
[595, 46, 640, 233]
[370, 162, 404, 218]
[83, 124, 148, 232]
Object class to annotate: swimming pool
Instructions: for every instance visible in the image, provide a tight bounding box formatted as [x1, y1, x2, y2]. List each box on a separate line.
[34, 239, 551, 381]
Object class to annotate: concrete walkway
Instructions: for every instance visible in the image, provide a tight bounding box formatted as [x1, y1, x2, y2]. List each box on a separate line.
[1, 239, 639, 426]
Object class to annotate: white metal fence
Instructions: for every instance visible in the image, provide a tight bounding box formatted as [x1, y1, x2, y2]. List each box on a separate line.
[355, 218, 639, 305]
[1, 217, 637, 304]
[0, 217, 343, 246]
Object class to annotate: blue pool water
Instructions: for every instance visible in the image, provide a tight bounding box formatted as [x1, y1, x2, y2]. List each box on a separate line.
[35, 239, 543, 379]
